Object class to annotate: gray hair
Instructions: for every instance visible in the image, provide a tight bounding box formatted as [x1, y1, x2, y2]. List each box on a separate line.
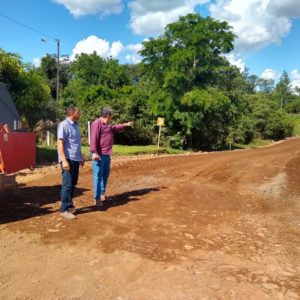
[101, 107, 113, 117]
[66, 105, 79, 116]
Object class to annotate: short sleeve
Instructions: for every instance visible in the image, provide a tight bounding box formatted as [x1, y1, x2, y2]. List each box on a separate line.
[57, 122, 68, 140]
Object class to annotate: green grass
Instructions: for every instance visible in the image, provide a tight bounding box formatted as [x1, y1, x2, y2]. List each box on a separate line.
[37, 135, 284, 164]
[290, 113, 300, 136]
[36, 145, 57, 164]
[82, 144, 185, 157]
[233, 138, 273, 150]
[37, 144, 185, 164]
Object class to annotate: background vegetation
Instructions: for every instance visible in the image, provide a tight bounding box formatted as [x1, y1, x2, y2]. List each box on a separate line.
[1, 14, 299, 152]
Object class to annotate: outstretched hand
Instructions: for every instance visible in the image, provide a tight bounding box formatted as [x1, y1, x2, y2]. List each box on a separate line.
[124, 121, 134, 127]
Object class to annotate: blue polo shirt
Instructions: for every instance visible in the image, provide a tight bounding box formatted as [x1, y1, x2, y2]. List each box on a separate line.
[57, 117, 82, 163]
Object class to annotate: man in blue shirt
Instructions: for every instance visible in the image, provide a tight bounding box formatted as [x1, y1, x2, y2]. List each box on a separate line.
[57, 105, 84, 220]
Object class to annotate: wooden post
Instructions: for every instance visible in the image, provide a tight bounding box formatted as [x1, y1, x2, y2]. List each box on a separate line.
[157, 125, 162, 148]
[88, 121, 91, 145]
[46, 131, 50, 146]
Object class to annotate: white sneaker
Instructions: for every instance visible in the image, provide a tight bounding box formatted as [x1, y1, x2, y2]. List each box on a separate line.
[100, 195, 106, 201]
[60, 211, 76, 220]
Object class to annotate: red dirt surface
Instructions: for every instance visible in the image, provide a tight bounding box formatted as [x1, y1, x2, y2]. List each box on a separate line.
[0, 138, 300, 299]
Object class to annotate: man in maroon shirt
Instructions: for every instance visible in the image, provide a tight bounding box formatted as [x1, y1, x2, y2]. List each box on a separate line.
[90, 107, 133, 206]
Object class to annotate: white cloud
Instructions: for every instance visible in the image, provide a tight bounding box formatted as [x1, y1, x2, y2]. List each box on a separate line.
[71, 37, 145, 64]
[269, 0, 300, 18]
[71, 35, 124, 60]
[209, 0, 300, 55]
[259, 69, 300, 92]
[110, 41, 125, 58]
[128, 0, 210, 35]
[261, 68, 280, 81]
[291, 69, 300, 90]
[53, 0, 122, 17]
[225, 53, 245, 71]
[125, 54, 141, 64]
[32, 57, 41, 67]
[291, 69, 300, 81]
[124, 43, 143, 64]
[126, 43, 143, 52]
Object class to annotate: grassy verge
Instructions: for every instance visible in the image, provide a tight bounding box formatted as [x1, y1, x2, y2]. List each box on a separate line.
[290, 113, 300, 136]
[37, 144, 185, 164]
[82, 145, 185, 157]
[36, 146, 57, 164]
[37, 136, 286, 164]
[233, 138, 273, 150]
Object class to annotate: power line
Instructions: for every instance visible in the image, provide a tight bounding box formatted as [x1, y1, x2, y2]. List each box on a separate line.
[0, 11, 61, 104]
[0, 12, 57, 41]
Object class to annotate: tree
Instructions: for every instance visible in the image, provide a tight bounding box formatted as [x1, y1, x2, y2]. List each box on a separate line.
[275, 71, 292, 108]
[177, 88, 234, 149]
[0, 49, 22, 90]
[0, 49, 54, 129]
[242, 69, 259, 94]
[138, 14, 255, 149]
[69, 52, 105, 85]
[140, 13, 236, 94]
[263, 110, 294, 140]
[38, 54, 70, 99]
[257, 78, 274, 94]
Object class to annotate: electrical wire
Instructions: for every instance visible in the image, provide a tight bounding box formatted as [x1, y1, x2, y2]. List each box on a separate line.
[0, 12, 57, 41]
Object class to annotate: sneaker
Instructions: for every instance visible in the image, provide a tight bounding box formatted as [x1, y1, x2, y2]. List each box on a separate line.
[95, 199, 103, 207]
[100, 195, 106, 201]
[60, 211, 76, 220]
[68, 206, 76, 214]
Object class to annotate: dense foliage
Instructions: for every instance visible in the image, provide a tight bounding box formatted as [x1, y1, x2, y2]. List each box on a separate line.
[1, 13, 298, 149]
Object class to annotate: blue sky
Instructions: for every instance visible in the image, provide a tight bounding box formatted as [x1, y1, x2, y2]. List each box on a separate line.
[1, 0, 300, 88]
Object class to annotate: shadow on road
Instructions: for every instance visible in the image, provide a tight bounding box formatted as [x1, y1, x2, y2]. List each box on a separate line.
[0, 185, 88, 224]
[77, 187, 161, 215]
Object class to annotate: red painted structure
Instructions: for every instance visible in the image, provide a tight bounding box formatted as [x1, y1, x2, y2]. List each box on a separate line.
[0, 124, 36, 174]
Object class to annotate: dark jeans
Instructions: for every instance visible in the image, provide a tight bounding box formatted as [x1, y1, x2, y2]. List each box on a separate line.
[60, 159, 80, 212]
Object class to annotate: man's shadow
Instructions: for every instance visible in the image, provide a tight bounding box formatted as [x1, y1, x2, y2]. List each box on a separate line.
[0, 185, 88, 224]
[77, 187, 161, 215]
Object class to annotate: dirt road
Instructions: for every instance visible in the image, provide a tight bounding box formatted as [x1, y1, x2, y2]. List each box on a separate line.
[0, 139, 300, 299]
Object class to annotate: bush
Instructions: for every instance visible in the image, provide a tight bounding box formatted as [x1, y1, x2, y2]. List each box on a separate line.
[285, 100, 300, 113]
[114, 123, 154, 145]
[263, 110, 294, 140]
[168, 133, 187, 149]
[235, 115, 256, 144]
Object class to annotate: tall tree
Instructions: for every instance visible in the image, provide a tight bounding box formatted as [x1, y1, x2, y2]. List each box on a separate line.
[69, 52, 105, 85]
[38, 54, 69, 99]
[275, 71, 292, 108]
[140, 13, 236, 94]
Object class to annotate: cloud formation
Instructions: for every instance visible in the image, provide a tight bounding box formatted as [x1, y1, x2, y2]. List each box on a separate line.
[71, 35, 124, 60]
[291, 69, 300, 90]
[128, 0, 209, 35]
[125, 43, 143, 64]
[209, 0, 300, 55]
[260, 68, 280, 81]
[71, 37, 144, 64]
[53, 0, 122, 17]
[225, 53, 245, 71]
[32, 57, 42, 68]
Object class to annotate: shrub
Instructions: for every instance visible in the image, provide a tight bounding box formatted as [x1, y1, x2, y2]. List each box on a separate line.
[263, 110, 294, 140]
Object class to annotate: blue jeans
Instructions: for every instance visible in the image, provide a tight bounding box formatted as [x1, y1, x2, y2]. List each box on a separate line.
[92, 155, 111, 201]
[60, 159, 80, 212]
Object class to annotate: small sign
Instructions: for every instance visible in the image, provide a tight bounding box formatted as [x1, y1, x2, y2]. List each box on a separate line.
[157, 117, 165, 126]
